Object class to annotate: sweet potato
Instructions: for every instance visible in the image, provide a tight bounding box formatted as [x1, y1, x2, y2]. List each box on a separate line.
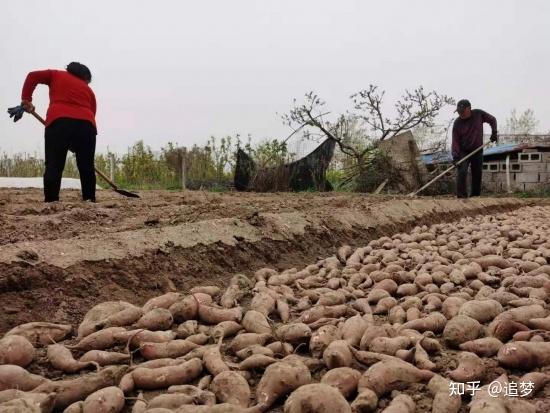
[210, 370, 251, 407]
[275, 298, 290, 323]
[250, 292, 276, 317]
[204, 339, 230, 376]
[388, 306, 406, 325]
[443, 315, 482, 347]
[190, 286, 221, 296]
[459, 337, 503, 357]
[367, 288, 390, 304]
[427, 375, 461, 413]
[475, 255, 511, 269]
[76, 301, 134, 338]
[266, 341, 293, 357]
[516, 372, 550, 398]
[169, 296, 199, 322]
[239, 354, 277, 370]
[381, 394, 415, 413]
[414, 338, 435, 371]
[527, 316, 550, 330]
[220, 274, 249, 308]
[490, 319, 530, 342]
[115, 329, 175, 348]
[275, 323, 311, 345]
[236, 345, 274, 360]
[118, 372, 135, 394]
[0, 397, 56, 412]
[351, 388, 378, 413]
[69, 327, 127, 351]
[359, 325, 394, 350]
[458, 299, 503, 323]
[47, 344, 99, 373]
[97, 306, 143, 331]
[299, 304, 349, 324]
[135, 308, 173, 331]
[31, 366, 127, 410]
[320, 367, 361, 398]
[211, 321, 243, 340]
[449, 352, 485, 382]
[469, 373, 509, 413]
[0, 365, 48, 391]
[5, 322, 72, 347]
[369, 336, 411, 356]
[488, 304, 547, 335]
[230, 333, 271, 353]
[185, 334, 211, 349]
[441, 297, 467, 319]
[323, 340, 352, 369]
[82, 386, 125, 413]
[398, 312, 446, 333]
[242, 310, 271, 335]
[143, 292, 182, 313]
[139, 339, 200, 360]
[175, 404, 261, 413]
[148, 393, 195, 409]
[131, 358, 202, 390]
[0, 336, 35, 367]
[198, 305, 243, 324]
[131, 392, 146, 413]
[309, 325, 339, 357]
[0, 389, 54, 410]
[357, 360, 434, 396]
[166, 385, 216, 405]
[255, 359, 311, 411]
[497, 341, 550, 369]
[340, 314, 369, 347]
[284, 383, 351, 413]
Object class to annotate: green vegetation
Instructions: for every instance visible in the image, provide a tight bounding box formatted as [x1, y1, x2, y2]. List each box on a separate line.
[0, 136, 297, 191]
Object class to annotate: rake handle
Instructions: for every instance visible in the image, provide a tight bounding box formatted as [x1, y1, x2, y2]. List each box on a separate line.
[408, 141, 492, 197]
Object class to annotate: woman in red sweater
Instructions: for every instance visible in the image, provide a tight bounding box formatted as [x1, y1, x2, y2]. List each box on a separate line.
[21, 62, 97, 202]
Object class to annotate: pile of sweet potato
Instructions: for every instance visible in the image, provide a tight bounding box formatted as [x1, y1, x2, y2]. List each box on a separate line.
[1, 206, 549, 412]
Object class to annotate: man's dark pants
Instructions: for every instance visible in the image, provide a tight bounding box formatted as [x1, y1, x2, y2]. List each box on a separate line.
[44, 118, 97, 202]
[456, 151, 483, 198]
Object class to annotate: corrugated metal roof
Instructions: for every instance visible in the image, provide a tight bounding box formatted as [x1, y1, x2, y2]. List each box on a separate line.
[421, 142, 550, 165]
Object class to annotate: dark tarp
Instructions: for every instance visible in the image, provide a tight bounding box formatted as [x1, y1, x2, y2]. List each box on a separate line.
[234, 138, 336, 192]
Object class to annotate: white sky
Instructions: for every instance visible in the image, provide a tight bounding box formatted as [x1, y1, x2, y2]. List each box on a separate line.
[1, 0, 549, 155]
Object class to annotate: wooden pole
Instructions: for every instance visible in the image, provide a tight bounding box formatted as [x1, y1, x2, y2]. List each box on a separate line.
[109, 154, 115, 182]
[181, 156, 186, 191]
[506, 154, 511, 193]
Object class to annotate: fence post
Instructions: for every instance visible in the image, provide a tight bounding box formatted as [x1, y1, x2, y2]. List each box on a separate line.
[181, 156, 186, 191]
[109, 154, 115, 182]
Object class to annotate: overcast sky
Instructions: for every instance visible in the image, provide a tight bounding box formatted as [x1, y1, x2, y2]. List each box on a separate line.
[1, 0, 549, 155]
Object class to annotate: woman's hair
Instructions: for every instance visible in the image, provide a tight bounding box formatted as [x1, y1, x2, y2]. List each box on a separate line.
[66, 62, 92, 83]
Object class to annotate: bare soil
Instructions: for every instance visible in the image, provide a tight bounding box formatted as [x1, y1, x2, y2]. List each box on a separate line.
[0, 189, 529, 334]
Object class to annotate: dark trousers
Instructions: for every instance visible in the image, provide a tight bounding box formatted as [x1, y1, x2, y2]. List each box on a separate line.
[44, 118, 97, 202]
[456, 150, 483, 198]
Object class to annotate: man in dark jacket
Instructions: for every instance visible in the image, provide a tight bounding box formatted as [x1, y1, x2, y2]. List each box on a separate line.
[452, 99, 498, 198]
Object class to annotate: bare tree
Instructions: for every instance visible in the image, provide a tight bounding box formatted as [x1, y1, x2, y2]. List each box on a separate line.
[283, 86, 454, 187]
[504, 109, 539, 135]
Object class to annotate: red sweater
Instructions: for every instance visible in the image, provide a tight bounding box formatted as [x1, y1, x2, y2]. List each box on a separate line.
[21, 70, 97, 129]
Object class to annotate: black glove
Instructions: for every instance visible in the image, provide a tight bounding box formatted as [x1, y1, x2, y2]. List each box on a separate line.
[7, 105, 25, 123]
[490, 131, 498, 143]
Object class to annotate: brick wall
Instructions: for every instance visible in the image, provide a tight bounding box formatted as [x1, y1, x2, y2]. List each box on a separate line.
[482, 150, 550, 192]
